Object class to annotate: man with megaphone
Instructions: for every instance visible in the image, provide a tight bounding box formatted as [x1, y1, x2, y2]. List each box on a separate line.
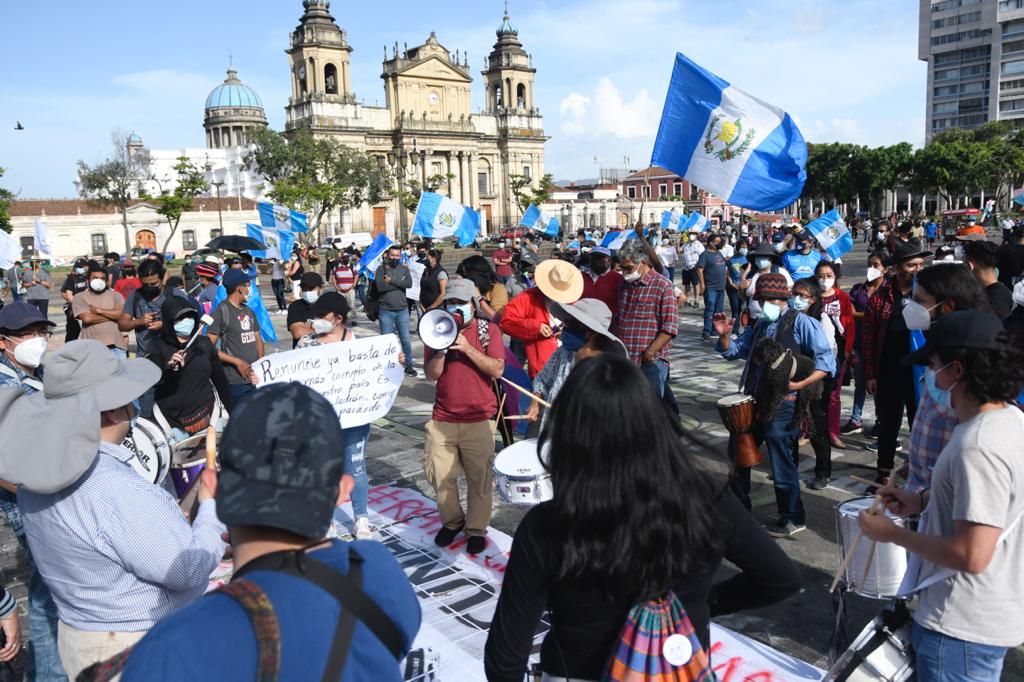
[421, 278, 505, 556]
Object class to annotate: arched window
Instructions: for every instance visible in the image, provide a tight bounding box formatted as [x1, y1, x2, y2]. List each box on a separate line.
[494, 84, 503, 108]
[589, 213, 597, 228]
[516, 83, 526, 109]
[324, 63, 338, 95]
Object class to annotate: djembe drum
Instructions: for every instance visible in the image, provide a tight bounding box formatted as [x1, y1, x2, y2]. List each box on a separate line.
[716, 393, 762, 467]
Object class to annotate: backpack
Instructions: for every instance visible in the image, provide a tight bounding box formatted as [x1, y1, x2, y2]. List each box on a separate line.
[602, 591, 713, 682]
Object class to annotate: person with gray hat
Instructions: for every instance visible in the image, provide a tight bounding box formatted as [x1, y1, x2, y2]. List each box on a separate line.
[0, 340, 226, 679]
[424, 277, 505, 555]
[24, 260, 52, 321]
[208, 269, 264, 407]
[115, 383, 421, 681]
[287, 271, 324, 348]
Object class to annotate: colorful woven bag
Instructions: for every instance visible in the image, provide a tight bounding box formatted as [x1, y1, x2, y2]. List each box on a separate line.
[602, 591, 713, 682]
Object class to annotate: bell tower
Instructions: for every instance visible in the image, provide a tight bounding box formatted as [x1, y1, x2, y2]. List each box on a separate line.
[482, 2, 536, 113]
[286, 0, 354, 103]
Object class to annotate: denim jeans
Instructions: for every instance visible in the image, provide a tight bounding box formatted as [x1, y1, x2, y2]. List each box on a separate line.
[229, 382, 257, 408]
[640, 359, 669, 397]
[702, 288, 725, 336]
[851, 356, 867, 424]
[378, 307, 414, 371]
[731, 397, 805, 524]
[270, 278, 287, 311]
[341, 424, 371, 518]
[29, 568, 66, 681]
[726, 287, 742, 328]
[664, 267, 675, 283]
[911, 621, 1007, 682]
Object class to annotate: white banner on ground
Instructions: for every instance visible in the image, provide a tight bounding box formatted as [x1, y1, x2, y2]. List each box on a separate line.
[254, 335, 404, 428]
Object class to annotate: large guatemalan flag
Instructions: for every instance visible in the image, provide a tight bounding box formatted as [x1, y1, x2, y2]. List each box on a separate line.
[412, 192, 480, 246]
[521, 204, 560, 237]
[650, 53, 807, 212]
[258, 202, 309, 233]
[805, 209, 854, 259]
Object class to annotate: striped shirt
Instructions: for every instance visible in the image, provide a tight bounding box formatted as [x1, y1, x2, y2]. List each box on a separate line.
[18, 441, 226, 631]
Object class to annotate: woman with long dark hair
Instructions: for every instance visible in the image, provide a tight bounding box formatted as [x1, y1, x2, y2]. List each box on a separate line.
[419, 249, 448, 311]
[483, 355, 800, 681]
[456, 255, 508, 320]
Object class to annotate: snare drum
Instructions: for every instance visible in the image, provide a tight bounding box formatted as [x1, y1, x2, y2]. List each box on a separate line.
[493, 439, 552, 507]
[824, 606, 914, 682]
[121, 418, 171, 486]
[836, 497, 908, 598]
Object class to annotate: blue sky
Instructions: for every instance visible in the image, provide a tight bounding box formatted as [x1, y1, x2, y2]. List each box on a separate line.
[0, 0, 926, 198]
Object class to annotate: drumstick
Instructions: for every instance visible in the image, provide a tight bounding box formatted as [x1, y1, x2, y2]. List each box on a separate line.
[499, 376, 552, 408]
[829, 474, 892, 593]
[205, 425, 217, 471]
[502, 415, 533, 420]
[849, 474, 884, 488]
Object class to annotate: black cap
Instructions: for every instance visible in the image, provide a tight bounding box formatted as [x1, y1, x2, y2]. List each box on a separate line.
[0, 302, 57, 333]
[891, 239, 932, 264]
[902, 310, 1005, 366]
[299, 272, 324, 290]
[216, 383, 345, 539]
[74, 258, 88, 268]
[746, 241, 782, 265]
[311, 291, 350, 320]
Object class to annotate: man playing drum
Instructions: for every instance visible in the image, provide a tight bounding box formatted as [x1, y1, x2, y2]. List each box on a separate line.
[713, 273, 834, 538]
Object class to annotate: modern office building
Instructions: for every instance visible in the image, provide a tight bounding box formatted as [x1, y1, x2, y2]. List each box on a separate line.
[919, 0, 1024, 138]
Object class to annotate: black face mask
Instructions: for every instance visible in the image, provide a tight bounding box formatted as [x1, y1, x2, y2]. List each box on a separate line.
[387, 258, 400, 267]
[140, 284, 162, 301]
[591, 261, 609, 275]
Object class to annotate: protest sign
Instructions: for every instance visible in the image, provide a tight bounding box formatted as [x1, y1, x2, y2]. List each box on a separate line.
[407, 259, 426, 302]
[255, 335, 403, 428]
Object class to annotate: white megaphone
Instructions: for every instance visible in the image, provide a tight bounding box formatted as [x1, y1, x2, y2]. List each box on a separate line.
[417, 308, 461, 350]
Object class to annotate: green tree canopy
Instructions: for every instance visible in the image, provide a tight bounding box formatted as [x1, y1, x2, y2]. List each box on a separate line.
[148, 156, 209, 254]
[77, 129, 152, 252]
[0, 167, 13, 234]
[510, 173, 556, 214]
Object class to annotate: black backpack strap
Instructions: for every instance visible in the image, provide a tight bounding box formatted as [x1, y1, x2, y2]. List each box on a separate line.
[321, 548, 363, 682]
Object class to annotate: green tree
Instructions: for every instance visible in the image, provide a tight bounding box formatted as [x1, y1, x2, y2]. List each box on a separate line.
[148, 157, 209, 255]
[911, 130, 987, 209]
[77, 129, 152, 252]
[244, 128, 390, 242]
[0, 166, 13, 234]
[393, 173, 455, 214]
[970, 121, 1024, 214]
[510, 173, 556, 214]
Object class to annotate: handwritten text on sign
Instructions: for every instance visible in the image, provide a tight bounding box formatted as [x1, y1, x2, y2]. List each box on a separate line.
[256, 335, 403, 428]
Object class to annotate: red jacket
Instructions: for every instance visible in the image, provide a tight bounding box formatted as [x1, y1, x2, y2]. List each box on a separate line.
[822, 288, 856, 358]
[500, 288, 557, 378]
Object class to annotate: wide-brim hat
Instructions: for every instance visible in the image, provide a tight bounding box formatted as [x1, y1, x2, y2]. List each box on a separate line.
[902, 310, 1005, 366]
[535, 259, 583, 304]
[549, 298, 627, 353]
[746, 241, 782, 266]
[891, 240, 932, 264]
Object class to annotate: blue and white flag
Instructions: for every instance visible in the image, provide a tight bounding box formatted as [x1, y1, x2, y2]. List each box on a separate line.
[683, 212, 709, 232]
[660, 208, 685, 231]
[412, 192, 480, 247]
[520, 204, 560, 237]
[34, 219, 53, 257]
[209, 281, 279, 347]
[246, 224, 295, 263]
[258, 202, 308, 234]
[1014, 191, 1024, 206]
[358, 233, 394, 281]
[600, 230, 646, 250]
[805, 209, 853, 260]
[651, 53, 807, 212]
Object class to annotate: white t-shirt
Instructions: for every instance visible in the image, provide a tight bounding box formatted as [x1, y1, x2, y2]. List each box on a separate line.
[720, 243, 735, 261]
[681, 241, 705, 270]
[656, 245, 678, 268]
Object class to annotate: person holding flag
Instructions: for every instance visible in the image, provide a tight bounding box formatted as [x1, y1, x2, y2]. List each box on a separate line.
[375, 245, 417, 378]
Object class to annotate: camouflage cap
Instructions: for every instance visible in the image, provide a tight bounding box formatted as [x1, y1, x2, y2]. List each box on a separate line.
[216, 382, 344, 539]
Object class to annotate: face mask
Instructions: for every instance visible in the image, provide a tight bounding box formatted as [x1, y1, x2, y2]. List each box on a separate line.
[591, 261, 609, 275]
[755, 257, 772, 270]
[140, 284, 161, 301]
[173, 318, 196, 337]
[445, 303, 472, 324]
[301, 291, 320, 304]
[791, 296, 810, 312]
[75, 267, 86, 275]
[818, 277, 835, 291]
[773, 242, 786, 253]
[622, 270, 641, 283]
[866, 266, 883, 282]
[10, 336, 47, 369]
[877, 233, 887, 242]
[738, 248, 749, 257]
[387, 258, 400, 267]
[89, 278, 107, 292]
[560, 328, 587, 352]
[924, 363, 957, 410]
[311, 318, 335, 335]
[902, 299, 940, 331]
[761, 301, 783, 322]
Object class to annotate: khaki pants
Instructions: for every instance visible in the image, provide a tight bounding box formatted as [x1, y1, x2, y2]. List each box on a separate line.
[57, 621, 146, 681]
[423, 419, 496, 536]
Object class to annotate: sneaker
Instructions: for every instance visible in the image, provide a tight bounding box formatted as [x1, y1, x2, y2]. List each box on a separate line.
[866, 441, 902, 453]
[840, 420, 863, 435]
[326, 520, 343, 540]
[404, 367, 417, 378]
[701, 334, 715, 343]
[354, 517, 373, 541]
[808, 476, 830, 490]
[766, 520, 806, 538]
[865, 424, 879, 440]
[466, 535, 487, 555]
[434, 523, 464, 548]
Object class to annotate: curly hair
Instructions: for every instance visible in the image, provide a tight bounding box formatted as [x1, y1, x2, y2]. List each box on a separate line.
[935, 334, 1024, 404]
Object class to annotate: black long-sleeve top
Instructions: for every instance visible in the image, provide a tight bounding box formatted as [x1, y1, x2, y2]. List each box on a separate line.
[483, 491, 801, 682]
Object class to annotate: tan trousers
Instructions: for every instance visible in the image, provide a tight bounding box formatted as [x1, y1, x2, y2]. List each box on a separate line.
[57, 621, 146, 681]
[423, 419, 496, 536]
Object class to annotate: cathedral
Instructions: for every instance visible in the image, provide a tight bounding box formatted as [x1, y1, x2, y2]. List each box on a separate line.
[201, 0, 547, 238]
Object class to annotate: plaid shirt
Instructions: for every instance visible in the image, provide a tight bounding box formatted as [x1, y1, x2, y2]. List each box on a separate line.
[861, 277, 901, 381]
[905, 390, 958, 493]
[612, 270, 679, 364]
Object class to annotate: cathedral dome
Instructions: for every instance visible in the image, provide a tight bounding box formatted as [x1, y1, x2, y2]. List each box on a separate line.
[205, 68, 264, 110]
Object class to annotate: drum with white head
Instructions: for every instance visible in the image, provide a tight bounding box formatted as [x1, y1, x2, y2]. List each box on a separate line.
[121, 418, 171, 486]
[836, 497, 908, 598]
[493, 438, 552, 507]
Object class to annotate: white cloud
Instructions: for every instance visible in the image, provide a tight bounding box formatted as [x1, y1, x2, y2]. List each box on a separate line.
[558, 78, 659, 140]
[559, 92, 591, 135]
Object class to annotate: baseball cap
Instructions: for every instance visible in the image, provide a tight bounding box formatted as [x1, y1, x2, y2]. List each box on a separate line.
[592, 246, 612, 257]
[300, 272, 324, 290]
[0, 302, 56, 333]
[216, 383, 345, 539]
[902, 310, 1005, 366]
[444, 278, 476, 302]
[222, 269, 249, 292]
[312, 291, 350, 319]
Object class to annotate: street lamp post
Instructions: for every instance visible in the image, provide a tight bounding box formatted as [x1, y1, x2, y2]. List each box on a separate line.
[382, 140, 421, 242]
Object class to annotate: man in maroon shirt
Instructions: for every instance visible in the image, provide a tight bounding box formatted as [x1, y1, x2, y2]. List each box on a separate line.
[423, 279, 505, 555]
[492, 242, 514, 285]
[580, 246, 624, 316]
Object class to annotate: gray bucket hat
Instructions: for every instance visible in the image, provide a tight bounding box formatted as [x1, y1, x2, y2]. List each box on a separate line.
[0, 340, 160, 493]
[548, 298, 627, 354]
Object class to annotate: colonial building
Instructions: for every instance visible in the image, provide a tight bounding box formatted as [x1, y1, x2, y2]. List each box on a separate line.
[282, 0, 547, 238]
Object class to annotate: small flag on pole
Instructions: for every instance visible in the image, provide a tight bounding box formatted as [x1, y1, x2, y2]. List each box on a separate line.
[34, 219, 53, 257]
[1013, 191, 1024, 206]
[258, 202, 308, 233]
[246, 224, 295, 262]
[0, 230, 20, 270]
[650, 53, 807, 211]
[412, 192, 480, 247]
[804, 209, 853, 259]
[358, 233, 394, 280]
[683, 212, 709, 232]
[520, 204, 560, 237]
[660, 208, 684, 231]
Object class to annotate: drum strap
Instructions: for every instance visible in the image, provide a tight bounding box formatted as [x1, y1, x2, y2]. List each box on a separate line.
[831, 628, 892, 682]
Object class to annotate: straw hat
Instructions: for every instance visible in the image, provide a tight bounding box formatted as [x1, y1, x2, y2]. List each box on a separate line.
[534, 259, 584, 303]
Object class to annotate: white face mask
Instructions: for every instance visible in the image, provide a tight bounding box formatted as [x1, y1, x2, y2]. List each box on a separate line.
[302, 291, 320, 304]
[817, 277, 835, 291]
[622, 270, 641, 283]
[89, 278, 107, 292]
[9, 336, 47, 369]
[311, 318, 335, 335]
[866, 266, 883, 283]
[902, 299, 941, 331]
